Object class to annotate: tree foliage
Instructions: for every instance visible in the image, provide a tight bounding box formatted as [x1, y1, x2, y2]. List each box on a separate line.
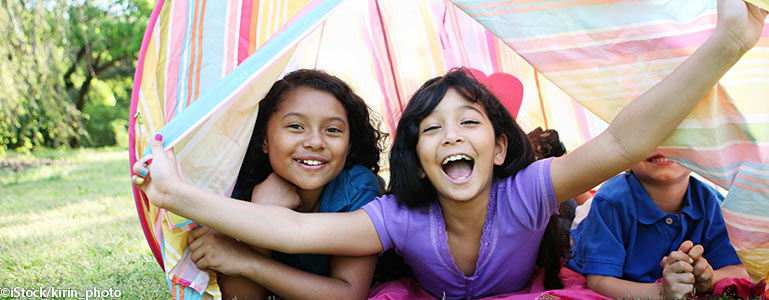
[0, 0, 151, 153]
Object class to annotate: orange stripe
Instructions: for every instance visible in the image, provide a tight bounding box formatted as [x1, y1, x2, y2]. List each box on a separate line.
[186, 0, 201, 107]
[248, 0, 260, 54]
[193, 0, 207, 103]
[469, 0, 632, 18]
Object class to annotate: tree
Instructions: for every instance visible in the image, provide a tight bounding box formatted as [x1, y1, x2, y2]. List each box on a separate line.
[0, 0, 151, 153]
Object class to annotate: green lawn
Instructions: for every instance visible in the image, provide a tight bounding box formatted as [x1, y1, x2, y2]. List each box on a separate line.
[0, 148, 167, 299]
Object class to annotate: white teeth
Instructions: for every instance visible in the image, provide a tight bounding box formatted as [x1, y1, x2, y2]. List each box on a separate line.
[442, 154, 472, 165]
[650, 158, 669, 163]
[299, 160, 324, 166]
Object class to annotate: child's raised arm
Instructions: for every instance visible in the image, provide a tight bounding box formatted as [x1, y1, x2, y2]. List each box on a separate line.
[550, 0, 767, 202]
[133, 135, 384, 257]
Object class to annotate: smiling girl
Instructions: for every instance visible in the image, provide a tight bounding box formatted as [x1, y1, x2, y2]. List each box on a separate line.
[133, 2, 766, 299]
[143, 69, 385, 300]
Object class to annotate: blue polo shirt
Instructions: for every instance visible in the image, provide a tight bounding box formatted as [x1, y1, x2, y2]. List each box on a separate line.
[234, 165, 380, 276]
[568, 172, 742, 283]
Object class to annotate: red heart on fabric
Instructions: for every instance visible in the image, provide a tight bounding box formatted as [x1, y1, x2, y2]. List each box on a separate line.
[465, 68, 524, 119]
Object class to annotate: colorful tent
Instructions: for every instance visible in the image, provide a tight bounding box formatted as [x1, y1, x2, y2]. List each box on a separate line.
[129, 0, 768, 299]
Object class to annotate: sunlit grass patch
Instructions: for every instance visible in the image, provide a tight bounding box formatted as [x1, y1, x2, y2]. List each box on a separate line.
[0, 147, 166, 299]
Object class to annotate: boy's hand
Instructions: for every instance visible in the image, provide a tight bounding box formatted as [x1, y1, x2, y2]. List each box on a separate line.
[687, 244, 714, 293]
[188, 226, 256, 276]
[715, 0, 768, 53]
[661, 249, 695, 299]
[131, 134, 182, 208]
[250, 172, 300, 209]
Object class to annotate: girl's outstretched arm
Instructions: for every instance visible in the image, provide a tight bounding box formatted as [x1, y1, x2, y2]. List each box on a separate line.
[188, 227, 376, 300]
[132, 135, 384, 256]
[550, 0, 768, 203]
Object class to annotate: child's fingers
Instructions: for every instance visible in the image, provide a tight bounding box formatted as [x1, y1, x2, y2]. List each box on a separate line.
[666, 250, 694, 266]
[688, 244, 704, 260]
[188, 226, 210, 241]
[669, 260, 694, 274]
[132, 162, 148, 177]
[679, 240, 694, 253]
[670, 272, 696, 285]
[150, 133, 165, 158]
[693, 256, 711, 276]
[131, 175, 145, 186]
[660, 256, 668, 268]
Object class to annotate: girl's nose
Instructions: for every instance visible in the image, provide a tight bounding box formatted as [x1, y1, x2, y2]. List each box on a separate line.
[302, 131, 325, 150]
[442, 125, 464, 145]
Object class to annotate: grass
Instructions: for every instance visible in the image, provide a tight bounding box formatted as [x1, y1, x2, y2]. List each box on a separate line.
[0, 147, 167, 299]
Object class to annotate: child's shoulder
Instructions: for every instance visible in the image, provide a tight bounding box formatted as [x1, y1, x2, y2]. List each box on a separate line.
[592, 173, 636, 206]
[337, 165, 380, 190]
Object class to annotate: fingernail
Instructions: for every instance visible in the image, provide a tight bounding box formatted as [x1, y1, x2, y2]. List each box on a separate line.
[146, 158, 153, 164]
[139, 169, 147, 176]
[137, 177, 145, 184]
[155, 133, 163, 141]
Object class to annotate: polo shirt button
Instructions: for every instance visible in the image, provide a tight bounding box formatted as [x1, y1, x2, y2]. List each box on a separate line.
[665, 217, 674, 225]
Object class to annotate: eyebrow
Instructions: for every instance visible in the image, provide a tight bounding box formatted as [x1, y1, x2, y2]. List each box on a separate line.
[281, 112, 347, 123]
[459, 104, 484, 115]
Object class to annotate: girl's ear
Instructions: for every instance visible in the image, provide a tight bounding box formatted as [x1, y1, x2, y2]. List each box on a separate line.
[494, 134, 508, 166]
[418, 168, 426, 179]
[262, 139, 268, 154]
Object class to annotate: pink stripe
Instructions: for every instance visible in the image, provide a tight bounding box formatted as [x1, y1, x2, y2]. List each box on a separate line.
[237, 0, 252, 65]
[525, 29, 714, 69]
[129, 0, 166, 271]
[364, 1, 399, 135]
[573, 102, 592, 142]
[165, 1, 190, 122]
[512, 13, 716, 52]
[485, 29, 499, 73]
[724, 223, 769, 245]
[723, 210, 769, 233]
[224, 0, 239, 75]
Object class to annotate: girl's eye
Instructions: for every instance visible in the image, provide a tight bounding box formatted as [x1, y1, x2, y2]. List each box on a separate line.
[326, 127, 343, 134]
[422, 125, 440, 133]
[287, 124, 303, 130]
[461, 120, 479, 126]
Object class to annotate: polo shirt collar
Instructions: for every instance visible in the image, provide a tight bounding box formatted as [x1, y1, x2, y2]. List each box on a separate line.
[628, 173, 703, 225]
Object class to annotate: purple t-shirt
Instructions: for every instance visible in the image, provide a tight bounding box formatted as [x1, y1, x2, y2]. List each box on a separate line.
[362, 158, 557, 299]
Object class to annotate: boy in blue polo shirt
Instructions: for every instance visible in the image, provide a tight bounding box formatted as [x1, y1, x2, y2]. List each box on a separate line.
[568, 152, 749, 299]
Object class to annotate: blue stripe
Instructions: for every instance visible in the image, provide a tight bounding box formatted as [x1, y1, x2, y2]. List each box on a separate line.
[175, 1, 196, 113]
[454, 0, 716, 39]
[722, 187, 769, 216]
[196, 1, 226, 98]
[145, 0, 344, 156]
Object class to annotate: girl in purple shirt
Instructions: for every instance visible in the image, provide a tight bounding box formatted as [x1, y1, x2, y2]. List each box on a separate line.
[132, 2, 766, 299]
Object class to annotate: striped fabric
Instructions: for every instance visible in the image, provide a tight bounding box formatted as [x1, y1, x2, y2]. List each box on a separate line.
[130, 0, 766, 298]
[451, 0, 769, 290]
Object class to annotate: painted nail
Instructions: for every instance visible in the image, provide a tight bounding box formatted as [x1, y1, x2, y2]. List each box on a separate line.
[136, 177, 145, 184]
[139, 169, 147, 176]
[155, 133, 163, 141]
[146, 158, 153, 164]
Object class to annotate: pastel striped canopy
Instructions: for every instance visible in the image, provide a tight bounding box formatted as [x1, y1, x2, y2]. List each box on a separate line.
[129, 1, 769, 299]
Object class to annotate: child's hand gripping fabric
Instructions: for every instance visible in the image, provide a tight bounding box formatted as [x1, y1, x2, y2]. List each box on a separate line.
[187, 226, 257, 277]
[660, 241, 696, 299]
[131, 134, 182, 209]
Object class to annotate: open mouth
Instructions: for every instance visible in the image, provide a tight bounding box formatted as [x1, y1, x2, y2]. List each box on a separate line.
[297, 159, 326, 167]
[646, 154, 673, 165]
[442, 154, 474, 181]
